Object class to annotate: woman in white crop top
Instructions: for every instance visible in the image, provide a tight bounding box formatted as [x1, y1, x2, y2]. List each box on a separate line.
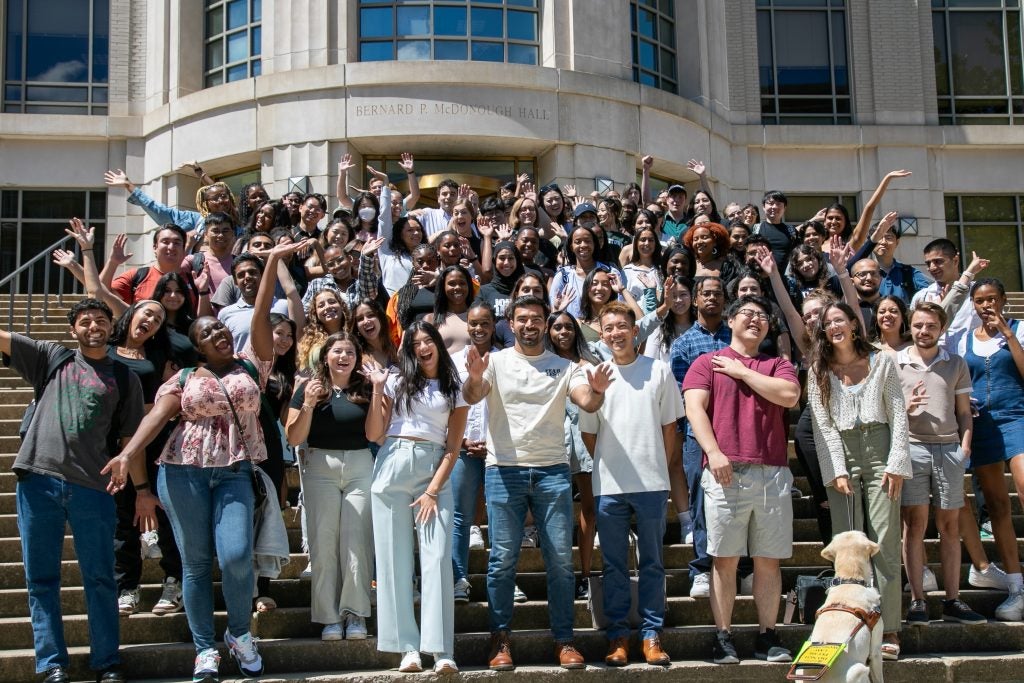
[364, 321, 468, 674]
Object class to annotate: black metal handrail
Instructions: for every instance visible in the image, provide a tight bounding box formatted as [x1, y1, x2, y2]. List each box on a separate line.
[1, 234, 81, 334]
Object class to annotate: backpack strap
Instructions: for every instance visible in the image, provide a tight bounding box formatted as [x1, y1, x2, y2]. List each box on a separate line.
[37, 347, 76, 400]
[129, 266, 151, 293]
[192, 252, 205, 277]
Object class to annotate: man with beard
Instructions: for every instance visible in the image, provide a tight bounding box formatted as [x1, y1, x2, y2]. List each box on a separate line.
[1, 299, 145, 683]
[463, 296, 612, 671]
[217, 253, 299, 352]
[896, 302, 985, 626]
[850, 258, 883, 338]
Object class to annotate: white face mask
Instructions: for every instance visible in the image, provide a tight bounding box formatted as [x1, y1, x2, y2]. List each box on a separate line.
[358, 207, 376, 222]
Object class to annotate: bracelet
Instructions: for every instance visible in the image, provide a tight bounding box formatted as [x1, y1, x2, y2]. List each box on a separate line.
[133, 482, 150, 492]
[198, 289, 210, 296]
[424, 490, 438, 499]
[964, 271, 975, 280]
[301, 403, 315, 412]
[81, 248, 93, 252]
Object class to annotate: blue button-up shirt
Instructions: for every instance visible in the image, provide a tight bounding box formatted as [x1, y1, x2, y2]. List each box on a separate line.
[669, 320, 731, 435]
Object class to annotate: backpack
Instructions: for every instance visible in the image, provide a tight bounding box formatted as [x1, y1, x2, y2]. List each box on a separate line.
[130, 253, 204, 295]
[899, 263, 920, 300]
[19, 348, 133, 457]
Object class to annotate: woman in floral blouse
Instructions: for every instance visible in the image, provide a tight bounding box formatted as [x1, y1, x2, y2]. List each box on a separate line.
[109, 241, 304, 683]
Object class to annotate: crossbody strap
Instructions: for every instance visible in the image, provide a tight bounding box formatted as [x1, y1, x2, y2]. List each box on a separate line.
[203, 367, 254, 463]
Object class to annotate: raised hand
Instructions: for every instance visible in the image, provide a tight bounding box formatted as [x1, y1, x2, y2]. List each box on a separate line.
[871, 211, 899, 242]
[64, 217, 96, 250]
[465, 345, 490, 379]
[338, 154, 355, 173]
[554, 286, 577, 312]
[608, 270, 625, 293]
[827, 235, 853, 272]
[562, 184, 577, 198]
[361, 361, 390, 388]
[521, 181, 535, 199]
[361, 236, 386, 256]
[641, 155, 653, 170]
[366, 165, 388, 182]
[110, 233, 134, 265]
[586, 362, 615, 394]
[398, 152, 415, 174]
[686, 159, 707, 176]
[496, 223, 513, 241]
[517, 172, 530, 185]
[755, 245, 776, 275]
[812, 208, 828, 223]
[304, 378, 328, 406]
[907, 380, 929, 415]
[477, 220, 495, 240]
[52, 249, 77, 269]
[457, 183, 472, 200]
[103, 169, 133, 190]
[966, 251, 990, 276]
[194, 258, 211, 293]
[886, 169, 913, 181]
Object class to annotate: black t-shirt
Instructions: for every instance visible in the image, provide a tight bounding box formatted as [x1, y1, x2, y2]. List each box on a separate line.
[756, 221, 795, 270]
[107, 346, 160, 404]
[167, 328, 198, 369]
[290, 381, 370, 450]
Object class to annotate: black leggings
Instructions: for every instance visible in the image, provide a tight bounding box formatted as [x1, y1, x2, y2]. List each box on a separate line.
[793, 404, 833, 545]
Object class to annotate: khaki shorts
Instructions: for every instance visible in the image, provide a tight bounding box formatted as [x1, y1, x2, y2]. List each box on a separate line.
[702, 464, 794, 559]
[901, 441, 967, 510]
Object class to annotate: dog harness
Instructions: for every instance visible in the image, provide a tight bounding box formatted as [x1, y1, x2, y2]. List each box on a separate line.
[786, 600, 882, 681]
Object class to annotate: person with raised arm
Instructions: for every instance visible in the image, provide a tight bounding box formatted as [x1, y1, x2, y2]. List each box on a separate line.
[104, 240, 305, 682]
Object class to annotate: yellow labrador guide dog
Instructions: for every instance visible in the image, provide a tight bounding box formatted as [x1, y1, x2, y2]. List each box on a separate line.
[787, 531, 883, 683]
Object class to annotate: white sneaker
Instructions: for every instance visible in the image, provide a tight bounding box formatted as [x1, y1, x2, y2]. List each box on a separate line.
[321, 623, 343, 641]
[192, 647, 220, 682]
[454, 577, 471, 603]
[224, 629, 264, 677]
[399, 650, 423, 673]
[118, 587, 141, 616]
[413, 578, 421, 604]
[469, 525, 485, 550]
[684, 531, 694, 544]
[593, 531, 601, 548]
[141, 530, 162, 559]
[970, 563, 1010, 590]
[434, 657, 459, 674]
[300, 561, 312, 579]
[152, 577, 183, 615]
[904, 566, 939, 593]
[344, 613, 367, 640]
[690, 572, 710, 598]
[513, 584, 528, 603]
[739, 573, 754, 596]
[521, 525, 539, 548]
[995, 591, 1024, 621]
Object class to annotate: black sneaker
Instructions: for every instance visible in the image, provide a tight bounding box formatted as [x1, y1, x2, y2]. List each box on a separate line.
[754, 628, 792, 662]
[906, 599, 929, 626]
[712, 629, 739, 664]
[575, 577, 590, 600]
[943, 598, 987, 624]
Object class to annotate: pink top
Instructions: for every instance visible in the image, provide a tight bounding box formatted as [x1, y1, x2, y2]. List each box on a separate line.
[154, 341, 272, 468]
[682, 346, 798, 468]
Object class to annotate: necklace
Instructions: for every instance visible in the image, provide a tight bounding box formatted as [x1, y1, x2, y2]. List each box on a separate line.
[331, 384, 346, 398]
[116, 346, 144, 360]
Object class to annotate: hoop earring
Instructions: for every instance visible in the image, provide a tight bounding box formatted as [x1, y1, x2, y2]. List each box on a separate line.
[712, 247, 719, 257]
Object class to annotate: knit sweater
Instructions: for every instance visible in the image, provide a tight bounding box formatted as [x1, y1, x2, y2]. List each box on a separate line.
[807, 351, 911, 486]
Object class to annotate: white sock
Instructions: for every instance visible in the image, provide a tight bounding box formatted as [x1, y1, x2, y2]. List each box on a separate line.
[1007, 572, 1023, 593]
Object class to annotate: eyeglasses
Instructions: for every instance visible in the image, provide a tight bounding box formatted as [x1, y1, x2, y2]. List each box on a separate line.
[852, 271, 880, 280]
[737, 308, 770, 322]
[206, 193, 231, 203]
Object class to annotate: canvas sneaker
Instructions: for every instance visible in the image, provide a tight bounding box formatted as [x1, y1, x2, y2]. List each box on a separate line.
[118, 588, 141, 616]
[969, 563, 1009, 590]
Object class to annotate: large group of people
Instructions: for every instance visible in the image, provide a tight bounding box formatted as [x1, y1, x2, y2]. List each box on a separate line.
[7, 153, 1024, 683]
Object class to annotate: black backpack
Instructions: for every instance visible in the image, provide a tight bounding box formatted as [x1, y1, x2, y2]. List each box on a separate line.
[19, 348, 132, 457]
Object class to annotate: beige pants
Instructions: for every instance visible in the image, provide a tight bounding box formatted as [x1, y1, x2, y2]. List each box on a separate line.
[302, 447, 374, 624]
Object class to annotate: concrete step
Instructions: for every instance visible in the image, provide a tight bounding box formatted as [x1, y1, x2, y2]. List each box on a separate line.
[1, 625, 1023, 683]
[0, 390, 32, 406]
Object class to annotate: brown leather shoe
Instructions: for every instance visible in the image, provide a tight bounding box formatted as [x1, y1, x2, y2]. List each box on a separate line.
[489, 631, 514, 671]
[605, 636, 629, 666]
[556, 642, 586, 669]
[642, 635, 671, 666]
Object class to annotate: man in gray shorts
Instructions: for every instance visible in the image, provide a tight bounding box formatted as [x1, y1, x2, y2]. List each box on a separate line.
[897, 302, 985, 625]
[682, 295, 800, 664]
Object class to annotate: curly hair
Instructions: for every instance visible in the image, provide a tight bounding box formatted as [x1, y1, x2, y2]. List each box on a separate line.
[873, 295, 911, 345]
[298, 289, 349, 370]
[308, 331, 370, 405]
[682, 221, 731, 258]
[396, 244, 439, 329]
[393, 321, 462, 416]
[789, 244, 830, 289]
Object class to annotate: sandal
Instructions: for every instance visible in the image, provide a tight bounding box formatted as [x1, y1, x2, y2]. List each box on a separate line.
[254, 596, 277, 613]
[880, 633, 900, 661]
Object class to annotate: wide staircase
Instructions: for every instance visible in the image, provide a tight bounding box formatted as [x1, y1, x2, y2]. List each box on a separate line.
[3, 293, 1024, 682]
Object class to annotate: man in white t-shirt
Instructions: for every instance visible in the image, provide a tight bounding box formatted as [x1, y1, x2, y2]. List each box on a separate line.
[463, 296, 612, 671]
[579, 302, 685, 667]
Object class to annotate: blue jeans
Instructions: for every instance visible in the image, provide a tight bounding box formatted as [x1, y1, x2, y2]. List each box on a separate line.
[451, 451, 485, 581]
[596, 491, 668, 640]
[683, 431, 712, 578]
[17, 472, 119, 673]
[158, 462, 255, 651]
[484, 464, 575, 641]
